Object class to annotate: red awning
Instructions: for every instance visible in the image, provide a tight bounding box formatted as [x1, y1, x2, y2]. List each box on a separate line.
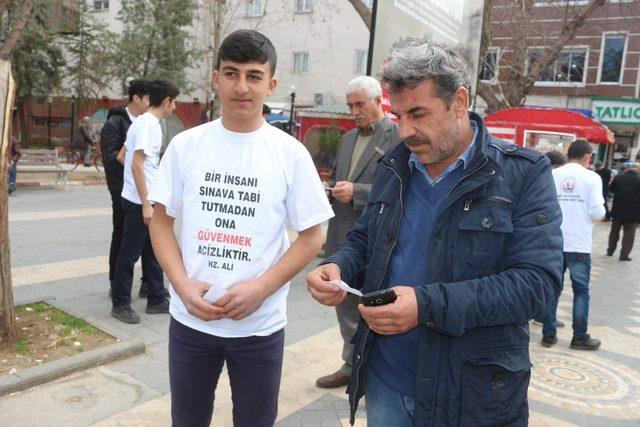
[484, 107, 615, 145]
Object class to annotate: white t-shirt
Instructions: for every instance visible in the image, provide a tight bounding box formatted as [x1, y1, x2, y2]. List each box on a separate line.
[121, 112, 163, 204]
[553, 163, 605, 253]
[148, 119, 334, 337]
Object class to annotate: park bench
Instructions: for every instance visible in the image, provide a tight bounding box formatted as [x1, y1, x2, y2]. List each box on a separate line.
[17, 149, 68, 190]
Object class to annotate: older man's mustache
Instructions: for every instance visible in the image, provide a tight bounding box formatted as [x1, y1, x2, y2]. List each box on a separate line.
[404, 135, 431, 147]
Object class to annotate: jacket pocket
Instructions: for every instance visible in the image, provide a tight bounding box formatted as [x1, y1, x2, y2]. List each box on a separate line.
[460, 346, 531, 427]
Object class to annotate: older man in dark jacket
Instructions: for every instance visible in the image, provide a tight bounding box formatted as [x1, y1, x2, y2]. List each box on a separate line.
[100, 79, 150, 296]
[607, 163, 640, 261]
[307, 41, 563, 426]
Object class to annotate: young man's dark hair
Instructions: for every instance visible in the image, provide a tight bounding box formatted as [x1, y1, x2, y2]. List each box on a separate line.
[128, 79, 151, 102]
[149, 78, 180, 107]
[216, 29, 278, 76]
[546, 150, 566, 167]
[567, 139, 593, 160]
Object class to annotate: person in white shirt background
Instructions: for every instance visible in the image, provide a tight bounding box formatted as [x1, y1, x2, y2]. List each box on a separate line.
[111, 78, 180, 324]
[148, 30, 333, 426]
[541, 139, 605, 350]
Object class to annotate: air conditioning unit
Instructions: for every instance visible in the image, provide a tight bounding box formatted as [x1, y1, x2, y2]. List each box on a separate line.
[314, 93, 324, 105]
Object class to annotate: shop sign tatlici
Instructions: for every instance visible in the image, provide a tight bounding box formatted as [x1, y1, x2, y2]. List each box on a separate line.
[592, 97, 640, 126]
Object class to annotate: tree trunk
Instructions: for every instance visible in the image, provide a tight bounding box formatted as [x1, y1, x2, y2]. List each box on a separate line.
[347, 0, 371, 31]
[0, 0, 35, 59]
[0, 60, 19, 342]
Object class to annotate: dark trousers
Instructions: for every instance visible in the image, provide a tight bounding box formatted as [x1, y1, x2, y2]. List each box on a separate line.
[608, 219, 637, 259]
[108, 190, 124, 283]
[112, 198, 164, 307]
[169, 318, 285, 427]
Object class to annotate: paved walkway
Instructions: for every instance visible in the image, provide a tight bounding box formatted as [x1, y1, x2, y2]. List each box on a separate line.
[2, 186, 640, 426]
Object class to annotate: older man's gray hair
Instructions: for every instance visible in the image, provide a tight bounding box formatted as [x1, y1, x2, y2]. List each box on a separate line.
[380, 40, 471, 105]
[347, 75, 382, 101]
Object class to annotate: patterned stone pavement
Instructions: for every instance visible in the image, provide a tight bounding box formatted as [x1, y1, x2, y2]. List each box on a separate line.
[1, 185, 639, 426]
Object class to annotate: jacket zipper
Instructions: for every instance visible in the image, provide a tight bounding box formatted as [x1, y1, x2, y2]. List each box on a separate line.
[464, 195, 513, 211]
[351, 161, 404, 420]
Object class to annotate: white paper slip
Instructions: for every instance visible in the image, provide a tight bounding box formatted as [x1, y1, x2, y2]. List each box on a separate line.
[203, 285, 228, 304]
[328, 280, 363, 297]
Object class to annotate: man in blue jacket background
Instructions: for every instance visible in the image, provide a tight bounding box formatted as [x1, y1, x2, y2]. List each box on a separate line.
[306, 41, 563, 426]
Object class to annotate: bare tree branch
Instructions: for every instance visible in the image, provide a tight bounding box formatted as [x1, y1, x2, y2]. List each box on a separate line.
[0, 0, 34, 59]
[346, 0, 371, 31]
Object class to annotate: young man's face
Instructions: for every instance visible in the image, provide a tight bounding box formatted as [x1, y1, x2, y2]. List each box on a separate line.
[213, 60, 277, 122]
[131, 94, 150, 115]
[159, 97, 177, 117]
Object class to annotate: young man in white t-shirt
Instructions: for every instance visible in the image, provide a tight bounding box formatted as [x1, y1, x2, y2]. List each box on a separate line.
[541, 139, 605, 350]
[111, 78, 180, 324]
[148, 30, 333, 426]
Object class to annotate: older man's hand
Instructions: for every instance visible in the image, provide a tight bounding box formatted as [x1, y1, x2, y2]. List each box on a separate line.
[359, 286, 419, 335]
[306, 263, 348, 306]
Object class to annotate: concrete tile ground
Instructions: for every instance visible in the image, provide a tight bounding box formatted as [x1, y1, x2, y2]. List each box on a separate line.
[2, 185, 640, 426]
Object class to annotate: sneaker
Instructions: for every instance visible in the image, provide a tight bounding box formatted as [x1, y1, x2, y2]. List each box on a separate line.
[570, 334, 601, 350]
[541, 335, 557, 347]
[146, 300, 170, 314]
[111, 305, 140, 324]
[606, 251, 613, 256]
[532, 319, 564, 327]
[619, 256, 632, 261]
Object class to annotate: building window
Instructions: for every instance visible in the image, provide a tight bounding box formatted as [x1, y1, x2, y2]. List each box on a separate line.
[295, 0, 313, 13]
[479, 49, 499, 82]
[354, 49, 367, 74]
[293, 51, 309, 73]
[246, 0, 262, 17]
[93, 0, 109, 9]
[362, 0, 374, 6]
[33, 117, 47, 126]
[529, 48, 587, 84]
[599, 34, 626, 83]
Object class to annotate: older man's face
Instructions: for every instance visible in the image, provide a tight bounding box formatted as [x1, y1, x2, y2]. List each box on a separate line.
[388, 79, 467, 165]
[346, 89, 381, 129]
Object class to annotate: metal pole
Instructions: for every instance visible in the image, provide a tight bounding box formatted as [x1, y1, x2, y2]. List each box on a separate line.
[70, 97, 75, 147]
[47, 101, 52, 148]
[288, 92, 296, 135]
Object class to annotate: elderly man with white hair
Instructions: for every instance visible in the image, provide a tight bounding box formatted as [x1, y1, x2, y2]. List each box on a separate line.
[316, 75, 400, 389]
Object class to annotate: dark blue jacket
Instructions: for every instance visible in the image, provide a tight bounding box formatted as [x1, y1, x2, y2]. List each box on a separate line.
[324, 113, 563, 426]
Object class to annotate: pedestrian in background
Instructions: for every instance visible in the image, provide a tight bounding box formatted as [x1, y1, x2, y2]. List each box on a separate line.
[541, 139, 604, 351]
[595, 161, 613, 221]
[72, 116, 96, 166]
[111, 78, 178, 324]
[316, 75, 399, 390]
[607, 162, 640, 261]
[100, 79, 151, 298]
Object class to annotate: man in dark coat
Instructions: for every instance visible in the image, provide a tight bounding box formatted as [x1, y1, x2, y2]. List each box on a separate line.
[607, 163, 640, 261]
[72, 116, 96, 166]
[316, 76, 400, 389]
[595, 161, 612, 220]
[100, 79, 150, 296]
[307, 41, 562, 426]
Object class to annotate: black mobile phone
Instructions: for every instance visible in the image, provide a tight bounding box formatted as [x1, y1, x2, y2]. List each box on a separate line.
[361, 289, 397, 307]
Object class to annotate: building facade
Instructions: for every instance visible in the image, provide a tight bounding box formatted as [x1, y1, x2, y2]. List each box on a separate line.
[482, 0, 640, 165]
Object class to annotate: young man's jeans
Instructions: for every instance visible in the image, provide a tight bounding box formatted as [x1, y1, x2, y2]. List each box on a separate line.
[169, 318, 285, 427]
[365, 368, 415, 427]
[542, 252, 591, 339]
[111, 198, 164, 306]
[8, 162, 16, 192]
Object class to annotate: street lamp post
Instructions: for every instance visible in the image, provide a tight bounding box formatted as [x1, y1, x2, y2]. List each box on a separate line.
[288, 85, 296, 136]
[47, 95, 53, 148]
[69, 88, 77, 146]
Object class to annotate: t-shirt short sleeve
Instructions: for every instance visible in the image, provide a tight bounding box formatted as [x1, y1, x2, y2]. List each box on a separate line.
[132, 119, 157, 156]
[285, 147, 334, 232]
[148, 139, 183, 217]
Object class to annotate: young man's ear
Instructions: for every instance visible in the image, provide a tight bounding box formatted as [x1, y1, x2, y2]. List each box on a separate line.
[212, 70, 220, 91]
[267, 76, 278, 95]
